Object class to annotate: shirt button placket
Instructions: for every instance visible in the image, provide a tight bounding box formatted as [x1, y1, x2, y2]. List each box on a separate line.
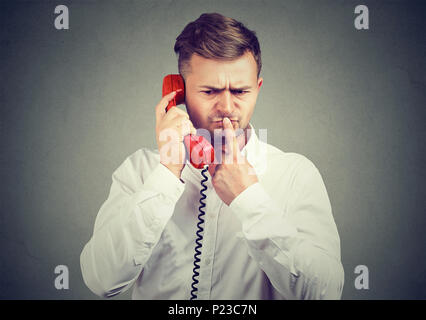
[197, 189, 220, 300]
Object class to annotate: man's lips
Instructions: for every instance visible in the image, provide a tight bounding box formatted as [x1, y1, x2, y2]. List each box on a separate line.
[211, 119, 239, 123]
[210, 120, 239, 129]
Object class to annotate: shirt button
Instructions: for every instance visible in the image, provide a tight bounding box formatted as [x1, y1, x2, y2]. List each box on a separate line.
[205, 258, 211, 265]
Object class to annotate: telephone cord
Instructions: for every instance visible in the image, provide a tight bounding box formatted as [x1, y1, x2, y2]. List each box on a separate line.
[190, 165, 209, 300]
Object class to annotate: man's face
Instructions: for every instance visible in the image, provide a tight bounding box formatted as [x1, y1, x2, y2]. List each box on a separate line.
[184, 51, 263, 143]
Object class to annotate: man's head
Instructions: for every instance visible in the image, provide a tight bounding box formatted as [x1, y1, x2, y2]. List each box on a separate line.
[174, 13, 263, 140]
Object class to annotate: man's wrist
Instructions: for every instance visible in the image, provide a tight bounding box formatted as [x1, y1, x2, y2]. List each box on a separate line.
[143, 163, 186, 203]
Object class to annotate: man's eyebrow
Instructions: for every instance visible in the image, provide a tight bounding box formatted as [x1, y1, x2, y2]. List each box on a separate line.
[198, 85, 253, 91]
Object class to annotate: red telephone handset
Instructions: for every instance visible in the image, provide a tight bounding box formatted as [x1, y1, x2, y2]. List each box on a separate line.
[162, 74, 215, 169]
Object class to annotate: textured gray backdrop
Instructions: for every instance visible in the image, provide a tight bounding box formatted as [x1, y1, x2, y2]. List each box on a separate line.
[0, 0, 425, 299]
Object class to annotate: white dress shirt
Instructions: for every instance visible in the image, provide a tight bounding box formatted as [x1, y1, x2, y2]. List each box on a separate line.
[80, 126, 344, 299]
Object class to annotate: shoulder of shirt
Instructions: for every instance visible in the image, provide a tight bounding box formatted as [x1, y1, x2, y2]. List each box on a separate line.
[112, 147, 160, 182]
[258, 142, 325, 198]
[260, 140, 319, 175]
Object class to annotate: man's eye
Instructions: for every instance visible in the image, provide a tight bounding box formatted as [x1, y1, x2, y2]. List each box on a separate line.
[202, 90, 213, 95]
[232, 90, 248, 95]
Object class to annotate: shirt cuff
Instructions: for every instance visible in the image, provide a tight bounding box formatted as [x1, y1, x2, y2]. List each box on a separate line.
[143, 163, 185, 203]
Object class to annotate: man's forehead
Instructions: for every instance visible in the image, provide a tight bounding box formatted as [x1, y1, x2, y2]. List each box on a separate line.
[187, 52, 257, 84]
[189, 52, 256, 67]
[195, 75, 253, 89]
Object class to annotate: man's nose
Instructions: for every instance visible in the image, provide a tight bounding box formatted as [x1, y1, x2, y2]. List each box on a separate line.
[216, 90, 234, 114]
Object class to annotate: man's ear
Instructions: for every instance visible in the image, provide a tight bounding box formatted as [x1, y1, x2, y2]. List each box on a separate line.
[257, 77, 263, 90]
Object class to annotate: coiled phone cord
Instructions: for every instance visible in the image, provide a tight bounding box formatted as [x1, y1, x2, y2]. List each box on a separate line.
[190, 165, 209, 300]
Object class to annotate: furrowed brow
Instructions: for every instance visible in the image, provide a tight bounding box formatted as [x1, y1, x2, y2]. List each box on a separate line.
[198, 85, 252, 90]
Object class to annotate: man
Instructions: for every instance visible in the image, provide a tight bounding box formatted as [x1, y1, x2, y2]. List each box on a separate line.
[80, 13, 344, 299]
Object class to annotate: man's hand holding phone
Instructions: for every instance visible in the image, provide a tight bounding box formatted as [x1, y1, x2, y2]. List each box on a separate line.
[155, 90, 196, 179]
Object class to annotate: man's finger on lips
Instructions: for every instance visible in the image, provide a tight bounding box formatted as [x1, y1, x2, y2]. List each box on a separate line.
[223, 117, 240, 161]
[155, 90, 177, 121]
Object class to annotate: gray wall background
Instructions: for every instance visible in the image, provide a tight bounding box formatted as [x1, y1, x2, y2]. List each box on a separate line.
[1, 0, 425, 299]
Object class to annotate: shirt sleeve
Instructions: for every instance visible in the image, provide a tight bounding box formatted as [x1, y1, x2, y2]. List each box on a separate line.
[229, 158, 344, 300]
[80, 151, 185, 298]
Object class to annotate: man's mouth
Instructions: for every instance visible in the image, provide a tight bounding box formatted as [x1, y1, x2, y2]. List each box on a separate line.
[210, 119, 239, 124]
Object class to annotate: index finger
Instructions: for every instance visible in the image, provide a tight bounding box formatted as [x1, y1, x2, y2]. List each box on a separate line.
[223, 117, 241, 163]
[155, 90, 182, 121]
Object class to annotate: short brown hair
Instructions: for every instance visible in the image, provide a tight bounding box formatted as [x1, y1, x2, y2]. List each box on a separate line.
[174, 13, 262, 78]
